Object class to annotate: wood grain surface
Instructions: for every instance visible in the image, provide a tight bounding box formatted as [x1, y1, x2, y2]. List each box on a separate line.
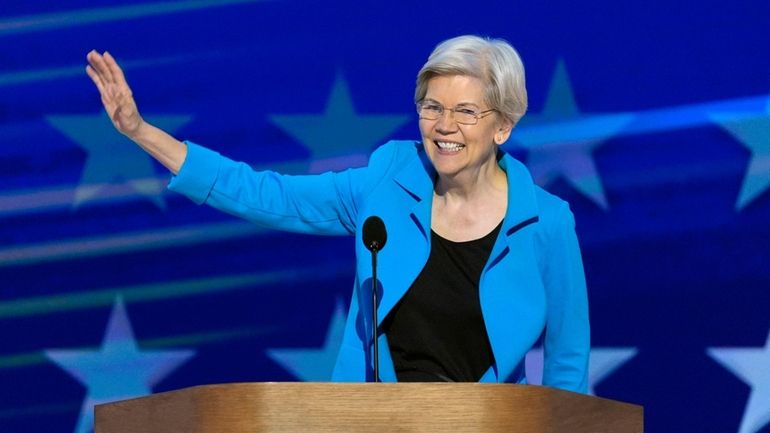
[95, 382, 643, 433]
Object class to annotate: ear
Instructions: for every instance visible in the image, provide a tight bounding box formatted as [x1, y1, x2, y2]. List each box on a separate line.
[494, 118, 514, 145]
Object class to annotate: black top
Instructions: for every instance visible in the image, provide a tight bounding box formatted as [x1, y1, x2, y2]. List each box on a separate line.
[383, 221, 502, 382]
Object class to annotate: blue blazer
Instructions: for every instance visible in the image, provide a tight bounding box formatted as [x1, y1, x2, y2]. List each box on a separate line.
[169, 140, 590, 393]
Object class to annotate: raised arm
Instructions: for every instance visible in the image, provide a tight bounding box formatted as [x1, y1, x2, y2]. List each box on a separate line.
[86, 50, 187, 174]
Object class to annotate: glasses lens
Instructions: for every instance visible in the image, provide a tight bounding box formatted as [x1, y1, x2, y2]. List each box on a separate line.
[454, 110, 478, 125]
[418, 102, 441, 120]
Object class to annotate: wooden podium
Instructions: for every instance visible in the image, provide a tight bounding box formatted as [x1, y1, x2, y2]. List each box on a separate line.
[95, 382, 642, 433]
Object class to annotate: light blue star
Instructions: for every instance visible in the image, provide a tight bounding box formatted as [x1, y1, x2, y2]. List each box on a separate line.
[266, 299, 346, 381]
[269, 74, 411, 173]
[45, 298, 195, 433]
[586, 347, 638, 395]
[510, 60, 635, 210]
[708, 328, 770, 433]
[46, 113, 192, 209]
[711, 100, 770, 210]
[526, 346, 637, 395]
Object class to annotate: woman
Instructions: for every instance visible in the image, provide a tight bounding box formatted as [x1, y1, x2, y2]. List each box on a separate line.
[86, 35, 589, 392]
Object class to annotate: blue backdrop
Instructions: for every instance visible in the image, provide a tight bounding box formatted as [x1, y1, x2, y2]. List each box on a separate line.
[1, 1, 769, 432]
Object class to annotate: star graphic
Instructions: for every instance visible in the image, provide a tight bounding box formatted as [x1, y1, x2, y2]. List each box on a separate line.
[526, 346, 637, 395]
[708, 328, 770, 433]
[269, 74, 411, 173]
[265, 299, 346, 381]
[45, 298, 195, 433]
[510, 60, 634, 210]
[711, 99, 770, 210]
[46, 113, 193, 209]
[586, 347, 638, 395]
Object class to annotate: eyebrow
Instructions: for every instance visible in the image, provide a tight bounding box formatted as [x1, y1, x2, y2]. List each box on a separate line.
[422, 98, 481, 108]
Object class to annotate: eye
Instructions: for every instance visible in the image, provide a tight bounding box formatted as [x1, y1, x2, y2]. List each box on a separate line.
[423, 103, 443, 113]
[456, 107, 478, 116]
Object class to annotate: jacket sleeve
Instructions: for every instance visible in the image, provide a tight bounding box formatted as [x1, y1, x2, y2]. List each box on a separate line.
[168, 141, 367, 235]
[539, 201, 590, 393]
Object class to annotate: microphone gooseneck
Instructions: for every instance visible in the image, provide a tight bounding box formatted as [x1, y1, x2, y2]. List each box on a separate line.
[362, 216, 387, 382]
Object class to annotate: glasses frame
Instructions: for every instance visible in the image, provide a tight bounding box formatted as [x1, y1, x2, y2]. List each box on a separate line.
[416, 100, 497, 125]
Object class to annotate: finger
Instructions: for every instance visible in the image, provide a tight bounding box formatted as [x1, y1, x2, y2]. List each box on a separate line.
[86, 51, 108, 86]
[86, 49, 98, 64]
[86, 50, 106, 77]
[102, 51, 128, 84]
[86, 65, 109, 97]
[87, 62, 118, 102]
[89, 50, 115, 84]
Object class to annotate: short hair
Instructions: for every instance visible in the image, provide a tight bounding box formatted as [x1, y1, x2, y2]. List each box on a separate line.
[415, 35, 528, 125]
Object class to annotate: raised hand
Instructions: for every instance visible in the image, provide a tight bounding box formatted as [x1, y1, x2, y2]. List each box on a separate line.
[86, 50, 144, 139]
[84, 50, 186, 174]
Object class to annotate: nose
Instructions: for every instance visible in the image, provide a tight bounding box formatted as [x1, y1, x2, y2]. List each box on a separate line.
[435, 109, 458, 134]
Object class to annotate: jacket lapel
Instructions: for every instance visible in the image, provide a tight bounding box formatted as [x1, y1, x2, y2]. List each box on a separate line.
[371, 150, 435, 327]
[393, 149, 435, 241]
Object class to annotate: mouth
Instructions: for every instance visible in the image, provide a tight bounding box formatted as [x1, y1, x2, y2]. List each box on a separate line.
[434, 140, 465, 153]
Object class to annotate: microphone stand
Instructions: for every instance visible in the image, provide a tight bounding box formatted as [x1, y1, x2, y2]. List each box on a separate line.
[362, 215, 386, 383]
[371, 247, 380, 383]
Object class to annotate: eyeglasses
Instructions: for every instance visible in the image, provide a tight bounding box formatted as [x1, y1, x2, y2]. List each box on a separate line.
[416, 100, 497, 125]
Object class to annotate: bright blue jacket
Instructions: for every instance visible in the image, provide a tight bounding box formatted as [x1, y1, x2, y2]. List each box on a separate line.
[169, 140, 590, 393]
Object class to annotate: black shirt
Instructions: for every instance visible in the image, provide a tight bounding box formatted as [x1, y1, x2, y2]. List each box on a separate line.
[383, 222, 501, 382]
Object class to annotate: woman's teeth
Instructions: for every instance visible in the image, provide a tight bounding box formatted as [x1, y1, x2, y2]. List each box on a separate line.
[436, 141, 465, 151]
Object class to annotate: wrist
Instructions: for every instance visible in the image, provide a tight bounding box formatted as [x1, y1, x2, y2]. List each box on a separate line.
[126, 117, 149, 143]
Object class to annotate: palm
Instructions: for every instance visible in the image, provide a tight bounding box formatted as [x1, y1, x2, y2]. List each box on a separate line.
[86, 51, 143, 137]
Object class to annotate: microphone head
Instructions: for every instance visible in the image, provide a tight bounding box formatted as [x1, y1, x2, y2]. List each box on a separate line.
[362, 216, 387, 252]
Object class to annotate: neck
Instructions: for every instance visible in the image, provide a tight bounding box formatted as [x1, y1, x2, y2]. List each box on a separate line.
[435, 160, 507, 203]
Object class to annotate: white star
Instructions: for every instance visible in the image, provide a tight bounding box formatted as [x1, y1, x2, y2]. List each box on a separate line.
[708, 328, 770, 433]
[45, 298, 195, 433]
[510, 60, 634, 210]
[46, 113, 192, 209]
[526, 346, 637, 395]
[269, 74, 411, 173]
[266, 299, 346, 381]
[711, 99, 770, 210]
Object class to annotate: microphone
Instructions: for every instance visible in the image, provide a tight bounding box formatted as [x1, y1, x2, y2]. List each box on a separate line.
[363, 216, 387, 252]
[362, 216, 387, 382]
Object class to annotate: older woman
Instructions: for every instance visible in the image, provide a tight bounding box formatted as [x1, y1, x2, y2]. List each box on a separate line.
[86, 35, 589, 392]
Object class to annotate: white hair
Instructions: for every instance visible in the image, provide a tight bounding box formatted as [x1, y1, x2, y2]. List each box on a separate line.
[415, 35, 528, 125]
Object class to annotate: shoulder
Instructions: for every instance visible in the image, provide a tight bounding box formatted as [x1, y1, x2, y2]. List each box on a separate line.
[358, 140, 426, 189]
[367, 140, 423, 170]
[498, 152, 576, 251]
[531, 188, 577, 265]
[530, 186, 581, 280]
[535, 187, 574, 229]
[498, 152, 574, 233]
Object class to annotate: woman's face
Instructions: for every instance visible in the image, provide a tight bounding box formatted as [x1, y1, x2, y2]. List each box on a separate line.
[419, 74, 512, 183]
